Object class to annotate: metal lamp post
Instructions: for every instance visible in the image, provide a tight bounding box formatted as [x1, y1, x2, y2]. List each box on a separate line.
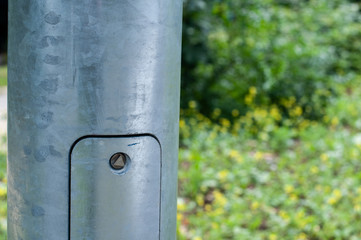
[8, 1, 183, 239]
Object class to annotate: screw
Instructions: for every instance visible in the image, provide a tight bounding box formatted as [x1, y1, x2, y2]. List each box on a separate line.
[109, 152, 127, 170]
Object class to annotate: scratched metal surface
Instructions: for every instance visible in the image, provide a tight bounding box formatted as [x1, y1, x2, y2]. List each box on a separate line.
[7, 1, 182, 239]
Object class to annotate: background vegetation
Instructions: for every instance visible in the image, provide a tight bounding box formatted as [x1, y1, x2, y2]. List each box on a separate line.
[0, 66, 7, 87]
[177, 0, 361, 239]
[181, 0, 361, 120]
[177, 79, 361, 239]
[1, 0, 361, 239]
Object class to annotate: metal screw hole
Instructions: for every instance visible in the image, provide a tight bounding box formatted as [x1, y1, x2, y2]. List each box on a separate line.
[109, 152, 128, 170]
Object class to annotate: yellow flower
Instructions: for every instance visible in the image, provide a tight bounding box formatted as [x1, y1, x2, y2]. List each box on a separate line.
[0, 186, 6, 198]
[193, 237, 202, 240]
[245, 94, 253, 105]
[213, 191, 228, 207]
[188, 100, 197, 109]
[205, 204, 212, 212]
[289, 96, 296, 105]
[279, 210, 290, 221]
[254, 151, 263, 161]
[284, 184, 294, 194]
[327, 189, 342, 205]
[177, 198, 186, 211]
[331, 117, 339, 126]
[328, 197, 337, 205]
[320, 153, 328, 162]
[254, 108, 268, 119]
[179, 119, 185, 128]
[311, 166, 319, 174]
[229, 150, 243, 163]
[212, 207, 225, 216]
[281, 97, 296, 108]
[296, 232, 308, 240]
[290, 194, 298, 201]
[232, 109, 240, 117]
[196, 194, 204, 206]
[220, 118, 231, 128]
[332, 189, 342, 199]
[211, 222, 219, 229]
[236, 155, 244, 163]
[249, 86, 257, 95]
[177, 213, 183, 221]
[296, 210, 305, 219]
[218, 170, 229, 181]
[196, 113, 205, 121]
[270, 106, 282, 121]
[229, 150, 240, 158]
[269, 233, 277, 240]
[299, 120, 310, 130]
[291, 106, 303, 117]
[251, 201, 260, 210]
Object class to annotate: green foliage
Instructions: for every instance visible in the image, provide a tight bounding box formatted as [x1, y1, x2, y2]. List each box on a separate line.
[177, 79, 361, 239]
[0, 66, 6, 87]
[181, 0, 361, 120]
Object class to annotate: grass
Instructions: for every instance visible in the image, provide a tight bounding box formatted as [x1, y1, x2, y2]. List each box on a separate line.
[0, 66, 6, 87]
[177, 77, 361, 239]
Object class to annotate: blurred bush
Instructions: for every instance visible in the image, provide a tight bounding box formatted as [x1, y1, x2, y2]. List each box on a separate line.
[177, 78, 361, 239]
[181, 0, 361, 120]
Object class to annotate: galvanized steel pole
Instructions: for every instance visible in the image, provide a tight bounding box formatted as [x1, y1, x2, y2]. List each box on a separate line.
[8, 1, 182, 239]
